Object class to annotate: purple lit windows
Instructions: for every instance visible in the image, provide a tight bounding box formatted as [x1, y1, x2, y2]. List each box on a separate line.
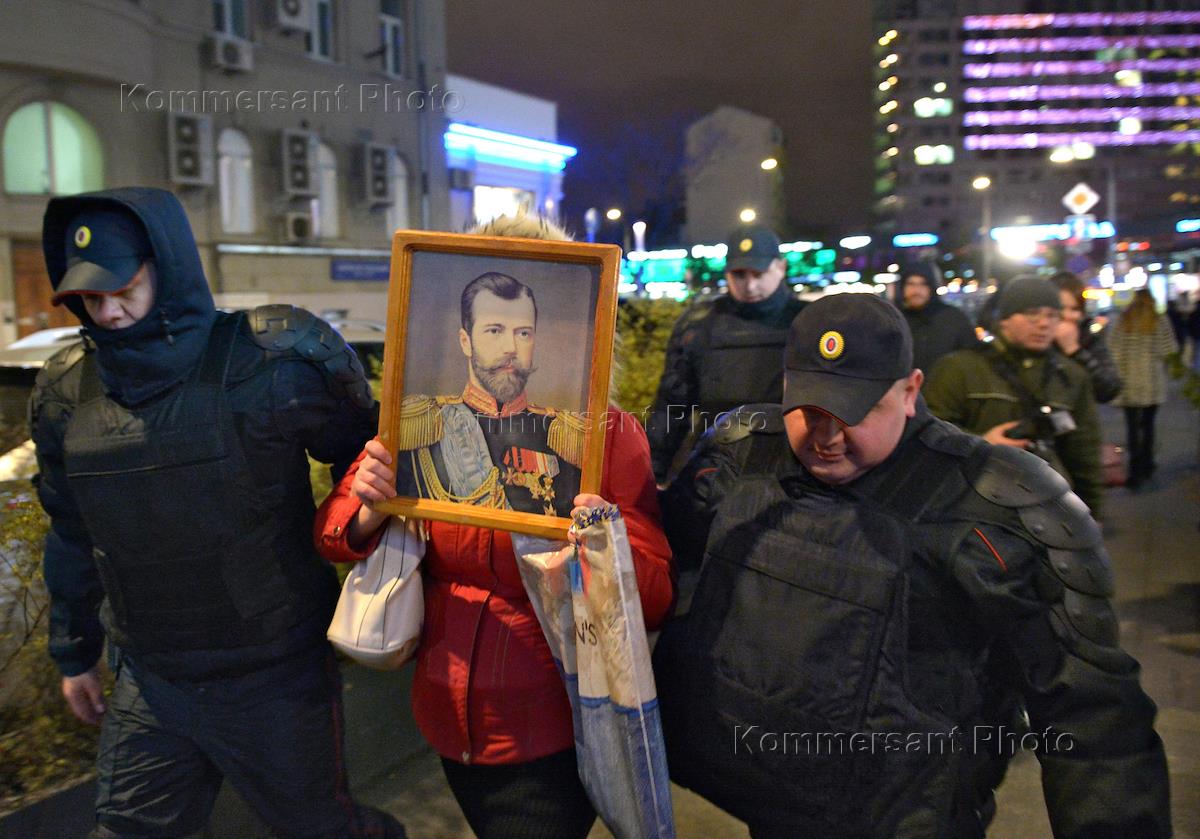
[964, 131, 1200, 151]
[964, 83, 1200, 103]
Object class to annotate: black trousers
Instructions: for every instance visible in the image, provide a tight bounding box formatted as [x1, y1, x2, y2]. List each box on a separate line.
[90, 647, 405, 839]
[1124, 405, 1159, 484]
[440, 749, 596, 839]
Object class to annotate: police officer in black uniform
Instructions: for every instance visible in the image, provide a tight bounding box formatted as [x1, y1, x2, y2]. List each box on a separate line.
[30, 188, 405, 838]
[652, 294, 1169, 838]
[645, 224, 804, 483]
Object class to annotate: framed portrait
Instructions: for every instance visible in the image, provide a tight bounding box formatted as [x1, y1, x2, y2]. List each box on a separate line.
[374, 230, 621, 540]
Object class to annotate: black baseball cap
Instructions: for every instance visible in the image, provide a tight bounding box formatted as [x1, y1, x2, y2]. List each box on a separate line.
[724, 224, 782, 273]
[782, 293, 914, 426]
[53, 207, 153, 304]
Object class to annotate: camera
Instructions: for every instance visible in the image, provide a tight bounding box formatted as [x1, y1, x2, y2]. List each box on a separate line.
[1004, 406, 1075, 462]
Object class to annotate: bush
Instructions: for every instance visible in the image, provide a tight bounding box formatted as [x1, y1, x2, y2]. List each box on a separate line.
[0, 480, 105, 813]
[613, 298, 685, 419]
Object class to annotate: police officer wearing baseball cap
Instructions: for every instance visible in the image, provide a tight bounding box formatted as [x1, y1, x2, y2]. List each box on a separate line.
[30, 188, 405, 838]
[653, 293, 1168, 838]
[646, 223, 804, 484]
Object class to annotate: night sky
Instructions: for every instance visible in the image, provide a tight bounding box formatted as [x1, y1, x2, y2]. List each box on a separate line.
[446, 0, 875, 246]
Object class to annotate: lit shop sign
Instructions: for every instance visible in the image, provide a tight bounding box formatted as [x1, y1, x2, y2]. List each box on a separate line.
[962, 12, 1200, 30]
[989, 221, 1115, 242]
[1177, 219, 1200, 234]
[893, 233, 939, 247]
[963, 35, 1200, 55]
[963, 83, 1200, 103]
[965, 131, 1200, 151]
[963, 106, 1200, 127]
[964, 58, 1200, 79]
[444, 123, 577, 172]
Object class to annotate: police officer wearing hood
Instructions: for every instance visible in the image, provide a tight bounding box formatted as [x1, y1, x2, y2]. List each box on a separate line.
[646, 224, 804, 483]
[30, 188, 405, 838]
[652, 294, 1168, 838]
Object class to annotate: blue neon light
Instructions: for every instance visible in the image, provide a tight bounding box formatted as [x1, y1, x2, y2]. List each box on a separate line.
[1177, 218, 1200, 233]
[893, 233, 940, 247]
[444, 123, 577, 173]
[990, 221, 1115, 241]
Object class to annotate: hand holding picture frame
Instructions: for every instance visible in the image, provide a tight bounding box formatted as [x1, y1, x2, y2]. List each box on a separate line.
[374, 230, 621, 540]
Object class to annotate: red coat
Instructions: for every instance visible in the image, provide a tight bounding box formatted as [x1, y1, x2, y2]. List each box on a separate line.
[314, 408, 674, 765]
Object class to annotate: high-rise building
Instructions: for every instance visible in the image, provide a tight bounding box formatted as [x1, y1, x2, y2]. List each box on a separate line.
[872, 1, 1200, 269]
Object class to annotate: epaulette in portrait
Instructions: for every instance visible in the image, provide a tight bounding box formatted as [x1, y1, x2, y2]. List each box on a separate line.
[547, 408, 586, 467]
[396, 395, 444, 451]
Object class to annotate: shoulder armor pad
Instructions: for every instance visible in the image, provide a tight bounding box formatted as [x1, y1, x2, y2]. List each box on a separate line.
[246, 305, 373, 411]
[1018, 490, 1101, 550]
[1046, 545, 1115, 598]
[917, 416, 983, 459]
[1046, 609, 1134, 673]
[248, 304, 316, 352]
[548, 410, 586, 467]
[1053, 591, 1120, 647]
[396, 395, 443, 451]
[714, 403, 782, 444]
[36, 339, 89, 388]
[971, 445, 1071, 507]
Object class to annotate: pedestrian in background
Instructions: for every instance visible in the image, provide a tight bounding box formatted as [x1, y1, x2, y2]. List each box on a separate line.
[926, 275, 1105, 517]
[896, 262, 977, 378]
[1050, 270, 1122, 404]
[645, 224, 804, 484]
[1110, 288, 1179, 489]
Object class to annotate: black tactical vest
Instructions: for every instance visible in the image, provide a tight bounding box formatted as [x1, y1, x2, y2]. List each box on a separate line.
[654, 426, 998, 838]
[694, 305, 796, 417]
[61, 314, 335, 653]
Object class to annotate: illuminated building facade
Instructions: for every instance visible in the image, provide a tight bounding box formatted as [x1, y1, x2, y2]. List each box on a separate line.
[872, 1, 1200, 268]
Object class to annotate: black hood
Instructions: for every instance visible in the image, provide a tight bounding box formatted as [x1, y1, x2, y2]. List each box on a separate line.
[43, 187, 217, 405]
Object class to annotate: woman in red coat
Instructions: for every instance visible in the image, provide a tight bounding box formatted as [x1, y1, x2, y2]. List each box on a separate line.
[314, 217, 674, 839]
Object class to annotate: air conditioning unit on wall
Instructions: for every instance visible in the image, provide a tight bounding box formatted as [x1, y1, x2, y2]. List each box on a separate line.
[206, 33, 254, 73]
[268, 0, 312, 32]
[168, 113, 214, 186]
[362, 143, 394, 205]
[284, 212, 313, 242]
[282, 129, 319, 197]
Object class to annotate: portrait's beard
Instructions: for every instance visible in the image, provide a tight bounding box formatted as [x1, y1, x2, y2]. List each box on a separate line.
[471, 353, 536, 405]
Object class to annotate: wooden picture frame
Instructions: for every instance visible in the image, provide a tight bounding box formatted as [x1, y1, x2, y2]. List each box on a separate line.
[374, 230, 621, 540]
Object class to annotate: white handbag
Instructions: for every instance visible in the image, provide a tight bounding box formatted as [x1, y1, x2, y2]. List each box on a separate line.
[327, 516, 425, 670]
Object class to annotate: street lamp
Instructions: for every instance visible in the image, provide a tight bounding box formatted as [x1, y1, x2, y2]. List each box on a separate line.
[760, 157, 778, 171]
[631, 220, 647, 252]
[972, 175, 993, 282]
[739, 208, 757, 224]
[605, 208, 622, 221]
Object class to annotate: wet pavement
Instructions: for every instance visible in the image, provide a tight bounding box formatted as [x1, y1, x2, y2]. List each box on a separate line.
[351, 381, 1199, 839]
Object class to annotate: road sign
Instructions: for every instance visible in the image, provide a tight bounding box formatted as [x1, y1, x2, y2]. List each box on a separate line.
[1063, 182, 1100, 215]
[1065, 213, 1095, 241]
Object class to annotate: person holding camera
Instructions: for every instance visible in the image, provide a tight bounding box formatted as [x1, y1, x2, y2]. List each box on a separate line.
[926, 275, 1104, 517]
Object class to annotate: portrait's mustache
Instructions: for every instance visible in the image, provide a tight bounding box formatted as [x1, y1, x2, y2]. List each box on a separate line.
[477, 355, 537, 377]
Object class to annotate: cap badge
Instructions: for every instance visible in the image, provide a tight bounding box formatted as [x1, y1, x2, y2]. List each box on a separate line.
[74, 226, 92, 249]
[819, 330, 845, 360]
[739, 238, 753, 252]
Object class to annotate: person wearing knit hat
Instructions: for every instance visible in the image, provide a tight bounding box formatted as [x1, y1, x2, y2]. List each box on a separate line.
[896, 262, 977, 377]
[925, 274, 1105, 516]
[652, 292, 1168, 838]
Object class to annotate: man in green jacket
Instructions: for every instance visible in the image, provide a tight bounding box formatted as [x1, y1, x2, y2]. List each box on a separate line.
[926, 275, 1104, 516]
